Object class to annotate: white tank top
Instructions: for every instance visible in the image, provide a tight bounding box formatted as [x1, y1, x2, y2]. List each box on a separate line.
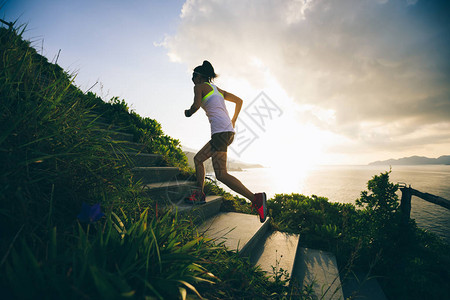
[201, 83, 235, 135]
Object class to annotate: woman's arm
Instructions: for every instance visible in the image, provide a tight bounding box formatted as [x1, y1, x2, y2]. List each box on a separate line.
[219, 88, 243, 128]
[185, 84, 203, 117]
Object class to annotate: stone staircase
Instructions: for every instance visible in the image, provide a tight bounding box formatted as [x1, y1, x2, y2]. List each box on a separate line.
[95, 118, 386, 300]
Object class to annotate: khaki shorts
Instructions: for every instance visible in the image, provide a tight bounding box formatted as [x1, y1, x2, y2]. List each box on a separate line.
[210, 131, 235, 152]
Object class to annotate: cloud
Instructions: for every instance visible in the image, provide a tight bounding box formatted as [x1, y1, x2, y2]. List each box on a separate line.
[165, 0, 450, 158]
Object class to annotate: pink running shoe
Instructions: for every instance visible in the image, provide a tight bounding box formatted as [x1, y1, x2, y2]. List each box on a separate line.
[184, 190, 206, 205]
[252, 192, 267, 223]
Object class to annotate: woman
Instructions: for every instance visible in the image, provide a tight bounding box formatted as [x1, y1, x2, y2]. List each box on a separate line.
[184, 60, 267, 223]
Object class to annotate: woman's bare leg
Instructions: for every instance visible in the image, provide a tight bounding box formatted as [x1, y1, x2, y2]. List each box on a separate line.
[212, 151, 254, 201]
[193, 142, 213, 193]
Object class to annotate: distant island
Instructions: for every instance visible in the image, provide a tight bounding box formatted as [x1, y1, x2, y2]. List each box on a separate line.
[369, 155, 450, 166]
[182, 146, 264, 172]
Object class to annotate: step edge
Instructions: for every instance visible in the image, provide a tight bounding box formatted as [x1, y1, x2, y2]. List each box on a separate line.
[290, 233, 302, 285]
[239, 217, 271, 257]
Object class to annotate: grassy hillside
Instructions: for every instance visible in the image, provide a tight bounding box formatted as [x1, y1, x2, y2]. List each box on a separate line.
[0, 21, 192, 241]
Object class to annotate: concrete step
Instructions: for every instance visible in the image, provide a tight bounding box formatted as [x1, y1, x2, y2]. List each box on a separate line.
[198, 212, 270, 257]
[293, 247, 344, 300]
[250, 231, 300, 283]
[123, 152, 165, 167]
[142, 180, 198, 203]
[132, 167, 179, 184]
[342, 271, 387, 300]
[177, 195, 223, 224]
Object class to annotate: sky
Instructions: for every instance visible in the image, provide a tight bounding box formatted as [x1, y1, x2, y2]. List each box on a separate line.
[2, 0, 450, 168]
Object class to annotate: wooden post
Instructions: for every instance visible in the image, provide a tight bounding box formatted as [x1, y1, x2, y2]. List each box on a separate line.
[400, 186, 412, 221]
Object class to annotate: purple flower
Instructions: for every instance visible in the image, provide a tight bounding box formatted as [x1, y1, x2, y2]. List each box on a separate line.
[77, 202, 105, 223]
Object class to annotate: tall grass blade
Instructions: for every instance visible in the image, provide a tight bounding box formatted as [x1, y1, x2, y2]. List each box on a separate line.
[0, 225, 24, 268]
[179, 280, 203, 300]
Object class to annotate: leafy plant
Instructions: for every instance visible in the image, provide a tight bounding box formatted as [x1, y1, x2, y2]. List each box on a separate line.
[271, 251, 290, 285]
[356, 170, 400, 226]
[3, 210, 217, 299]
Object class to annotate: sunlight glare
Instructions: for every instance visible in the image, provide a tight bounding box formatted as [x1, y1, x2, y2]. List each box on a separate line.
[220, 60, 337, 169]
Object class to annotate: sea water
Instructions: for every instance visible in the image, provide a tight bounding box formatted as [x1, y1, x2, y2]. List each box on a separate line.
[213, 165, 450, 243]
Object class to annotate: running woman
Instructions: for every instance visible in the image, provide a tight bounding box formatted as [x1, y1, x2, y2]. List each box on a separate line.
[184, 60, 267, 223]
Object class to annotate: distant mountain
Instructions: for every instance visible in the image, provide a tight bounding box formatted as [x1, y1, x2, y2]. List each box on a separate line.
[369, 155, 450, 166]
[182, 146, 264, 172]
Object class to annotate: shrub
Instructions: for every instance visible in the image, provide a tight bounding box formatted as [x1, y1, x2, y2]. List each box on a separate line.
[267, 171, 450, 300]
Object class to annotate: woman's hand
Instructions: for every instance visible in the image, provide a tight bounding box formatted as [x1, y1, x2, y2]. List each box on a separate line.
[231, 118, 236, 128]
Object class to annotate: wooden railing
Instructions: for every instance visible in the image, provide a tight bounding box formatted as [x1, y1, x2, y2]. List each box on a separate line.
[398, 183, 450, 221]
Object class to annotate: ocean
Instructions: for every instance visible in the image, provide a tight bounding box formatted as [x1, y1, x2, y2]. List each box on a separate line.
[212, 164, 450, 243]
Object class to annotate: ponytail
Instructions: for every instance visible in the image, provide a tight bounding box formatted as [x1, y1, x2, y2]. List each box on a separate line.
[193, 60, 218, 82]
